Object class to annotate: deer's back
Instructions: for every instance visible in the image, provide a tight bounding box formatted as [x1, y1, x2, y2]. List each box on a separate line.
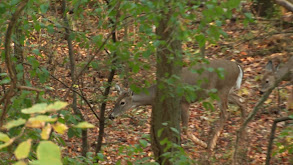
[181, 60, 241, 91]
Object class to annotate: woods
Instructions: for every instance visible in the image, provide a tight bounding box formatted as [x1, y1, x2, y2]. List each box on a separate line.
[0, 0, 292, 164]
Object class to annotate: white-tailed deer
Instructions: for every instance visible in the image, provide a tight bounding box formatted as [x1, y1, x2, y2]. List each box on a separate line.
[260, 56, 293, 109]
[109, 59, 244, 150]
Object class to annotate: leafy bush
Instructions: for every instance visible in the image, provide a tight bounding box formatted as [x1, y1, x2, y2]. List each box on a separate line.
[0, 101, 94, 165]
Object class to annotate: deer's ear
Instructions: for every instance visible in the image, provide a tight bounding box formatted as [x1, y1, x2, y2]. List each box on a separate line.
[265, 60, 275, 72]
[127, 89, 133, 96]
[115, 84, 123, 95]
[275, 64, 280, 71]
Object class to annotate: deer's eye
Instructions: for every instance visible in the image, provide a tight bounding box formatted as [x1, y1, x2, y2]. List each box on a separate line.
[266, 80, 269, 83]
[120, 101, 125, 105]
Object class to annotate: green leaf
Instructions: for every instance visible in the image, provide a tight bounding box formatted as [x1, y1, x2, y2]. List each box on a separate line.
[0, 132, 10, 142]
[47, 24, 54, 33]
[21, 101, 68, 114]
[0, 78, 10, 85]
[0, 73, 8, 76]
[35, 141, 62, 165]
[139, 139, 148, 148]
[32, 49, 41, 56]
[96, 153, 104, 161]
[14, 139, 32, 160]
[92, 35, 103, 45]
[3, 118, 26, 130]
[131, 64, 140, 73]
[203, 102, 214, 111]
[40, 3, 49, 14]
[21, 103, 47, 114]
[73, 122, 95, 129]
[170, 127, 179, 135]
[157, 128, 164, 138]
[195, 34, 206, 48]
[91, 61, 99, 69]
[29, 115, 58, 122]
[227, 0, 241, 8]
[46, 101, 68, 113]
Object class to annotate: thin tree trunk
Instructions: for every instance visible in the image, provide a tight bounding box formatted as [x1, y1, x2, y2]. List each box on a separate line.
[61, 0, 88, 156]
[95, 0, 119, 158]
[151, 3, 182, 164]
[14, 22, 25, 85]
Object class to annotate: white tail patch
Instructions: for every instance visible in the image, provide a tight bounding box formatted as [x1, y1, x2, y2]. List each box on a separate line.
[236, 65, 243, 89]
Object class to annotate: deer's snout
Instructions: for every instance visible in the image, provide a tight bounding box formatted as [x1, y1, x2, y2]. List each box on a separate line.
[109, 114, 115, 120]
[259, 91, 264, 95]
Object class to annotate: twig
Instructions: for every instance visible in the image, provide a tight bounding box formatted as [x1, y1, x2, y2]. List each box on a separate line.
[17, 86, 44, 92]
[49, 74, 100, 120]
[63, 25, 117, 99]
[21, 61, 100, 120]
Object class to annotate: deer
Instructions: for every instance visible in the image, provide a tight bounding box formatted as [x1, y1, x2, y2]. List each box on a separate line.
[260, 56, 293, 110]
[109, 59, 245, 151]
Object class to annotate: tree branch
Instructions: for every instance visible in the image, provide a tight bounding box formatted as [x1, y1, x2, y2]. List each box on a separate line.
[275, 0, 293, 12]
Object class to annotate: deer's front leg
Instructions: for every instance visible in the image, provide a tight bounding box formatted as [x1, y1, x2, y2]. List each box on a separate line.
[181, 102, 207, 148]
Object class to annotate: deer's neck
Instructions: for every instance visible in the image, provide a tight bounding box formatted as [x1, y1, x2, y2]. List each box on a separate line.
[132, 85, 156, 106]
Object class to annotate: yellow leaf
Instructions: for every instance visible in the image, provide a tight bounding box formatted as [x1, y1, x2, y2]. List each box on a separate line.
[25, 120, 44, 128]
[265, 98, 272, 104]
[73, 122, 95, 129]
[41, 124, 52, 140]
[52, 122, 68, 134]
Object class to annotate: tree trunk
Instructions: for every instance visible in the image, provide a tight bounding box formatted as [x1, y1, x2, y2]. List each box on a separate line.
[150, 3, 183, 165]
[61, 0, 88, 156]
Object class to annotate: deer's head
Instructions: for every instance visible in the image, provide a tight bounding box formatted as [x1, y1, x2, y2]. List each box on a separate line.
[109, 86, 134, 120]
[260, 60, 277, 94]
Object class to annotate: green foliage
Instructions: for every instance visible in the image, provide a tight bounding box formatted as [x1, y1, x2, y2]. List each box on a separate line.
[115, 134, 158, 165]
[0, 101, 95, 164]
[159, 132, 195, 165]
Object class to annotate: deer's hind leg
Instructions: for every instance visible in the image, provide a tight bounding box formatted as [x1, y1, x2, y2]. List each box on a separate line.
[181, 101, 207, 148]
[207, 91, 229, 151]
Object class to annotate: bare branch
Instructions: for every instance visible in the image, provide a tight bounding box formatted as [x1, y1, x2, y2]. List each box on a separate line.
[275, 0, 293, 12]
